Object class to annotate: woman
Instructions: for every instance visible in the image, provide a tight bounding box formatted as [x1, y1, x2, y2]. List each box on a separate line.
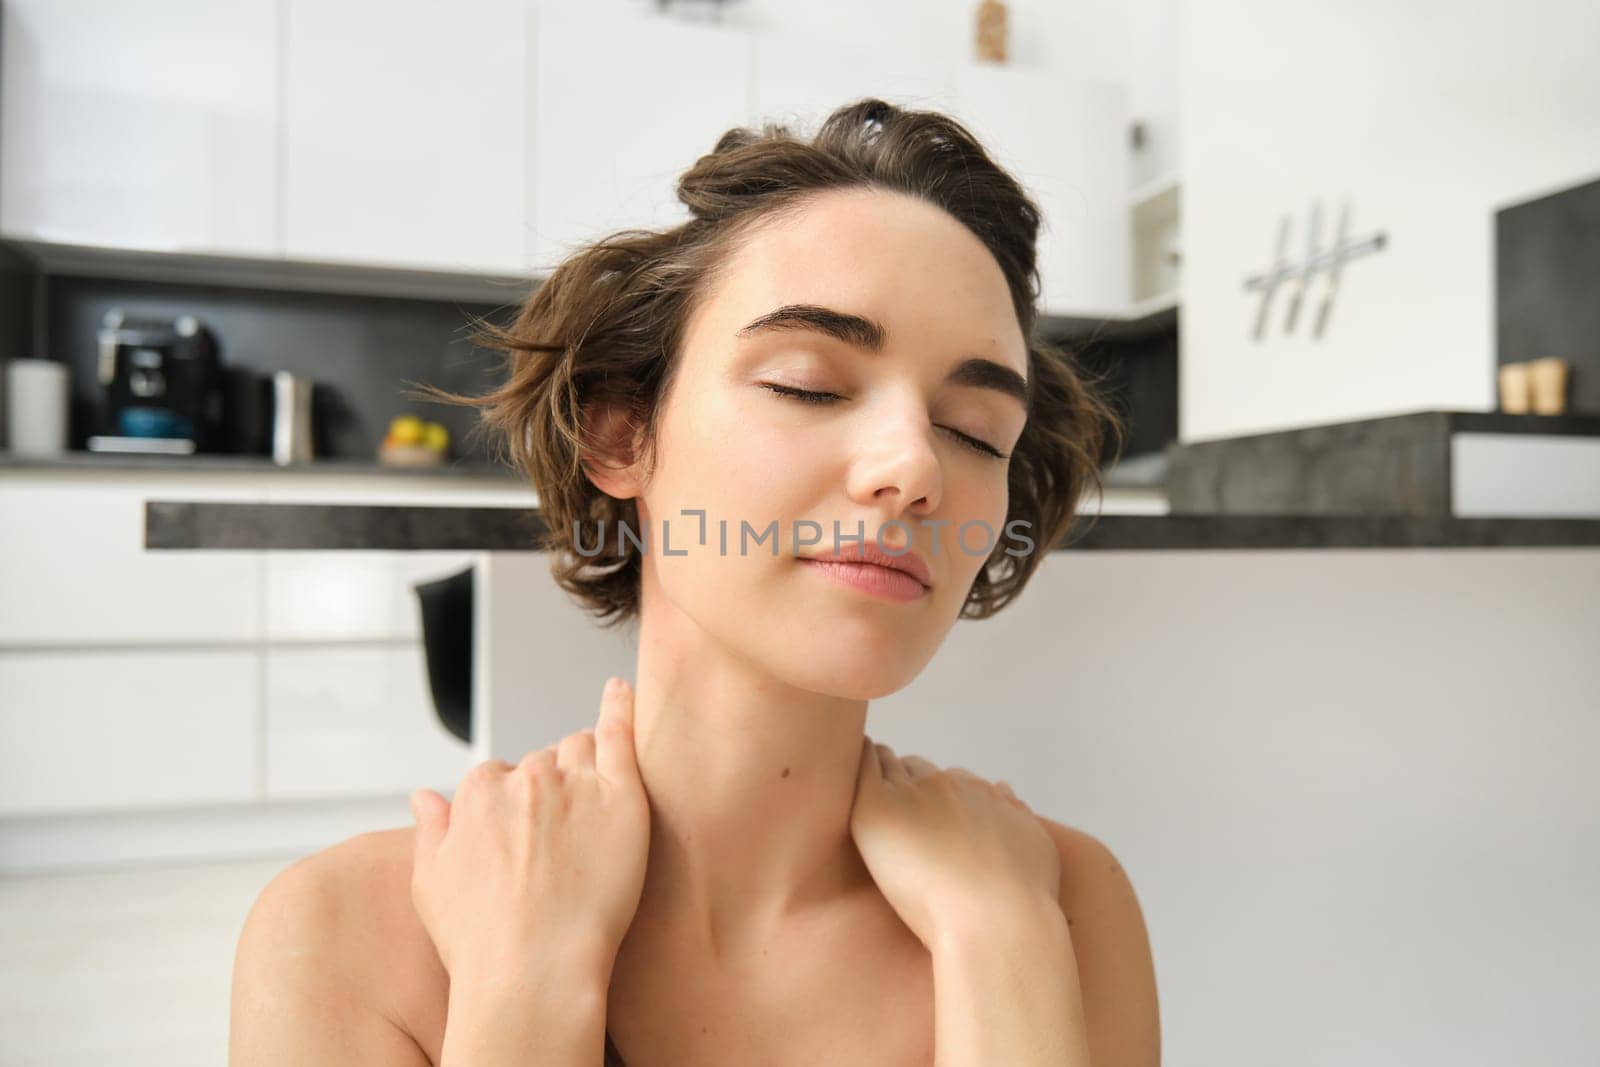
[230, 98, 1160, 1066]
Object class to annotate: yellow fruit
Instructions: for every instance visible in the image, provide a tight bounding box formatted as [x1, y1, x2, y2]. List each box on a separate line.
[423, 423, 450, 452]
[390, 415, 424, 445]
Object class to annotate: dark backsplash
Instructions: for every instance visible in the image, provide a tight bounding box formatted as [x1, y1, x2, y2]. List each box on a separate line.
[1496, 173, 1599, 414]
[18, 266, 1179, 472]
[43, 274, 523, 466]
[1057, 320, 1179, 465]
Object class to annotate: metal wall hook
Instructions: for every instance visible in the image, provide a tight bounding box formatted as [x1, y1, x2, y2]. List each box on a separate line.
[1243, 198, 1387, 340]
[652, 0, 741, 20]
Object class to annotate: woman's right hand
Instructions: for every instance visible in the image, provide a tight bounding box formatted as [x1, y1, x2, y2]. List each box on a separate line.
[407, 676, 651, 987]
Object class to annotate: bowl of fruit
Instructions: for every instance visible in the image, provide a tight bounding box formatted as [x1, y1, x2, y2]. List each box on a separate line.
[379, 415, 451, 468]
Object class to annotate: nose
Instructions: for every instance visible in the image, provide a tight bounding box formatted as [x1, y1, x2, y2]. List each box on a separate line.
[844, 391, 943, 519]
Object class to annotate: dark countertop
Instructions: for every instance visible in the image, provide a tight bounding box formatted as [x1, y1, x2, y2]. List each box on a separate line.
[142, 500, 1600, 552]
[0, 451, 1171, 495]
[0, 448, 1169, 491]
[0, 448, 519, 481]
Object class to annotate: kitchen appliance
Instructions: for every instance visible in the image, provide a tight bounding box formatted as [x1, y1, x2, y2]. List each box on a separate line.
[271, 371, 315, 465]
[90, 310, 224, 454]
[5, 358, 69, 456]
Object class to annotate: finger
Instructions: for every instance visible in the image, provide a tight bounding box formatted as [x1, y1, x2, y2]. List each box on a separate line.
[994, 780, 1024, 806]
[517, 746, 558, 775]
[902, 755, 939, 779]
[462, 758, 513, 801]
[594, 676, 639, 786]
[408, 788, 450, 858]
[458, 758, 511, 800]
[556, 728, 597, 772]
[876, 742, 908, 784]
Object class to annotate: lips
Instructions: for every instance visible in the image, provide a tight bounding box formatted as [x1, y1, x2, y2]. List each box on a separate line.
[799, 542, 933, 589]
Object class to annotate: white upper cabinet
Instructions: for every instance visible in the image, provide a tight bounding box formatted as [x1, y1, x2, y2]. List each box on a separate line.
[0, 3, 1133, 311]
[752, 32, 957, 133]
[948, 65, 1130, 316]
[0, 0, 278, 255]
[282, 0, 527, 274]
[528, 5, 752, 272]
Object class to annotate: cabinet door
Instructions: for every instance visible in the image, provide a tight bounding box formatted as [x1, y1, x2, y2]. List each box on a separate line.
[0, 474, 262, 646]
[0, 648, 258, 815]
[753, 32, 957, 134]
[265, 550, 480, 642]
[949, 67, 1130, 315]
[265, 644, 475, 799]
[529, 6, 753, 270]
[258, 479, 537, 641]
[0, 0, 278, 255]
[283, 0, 527, 273]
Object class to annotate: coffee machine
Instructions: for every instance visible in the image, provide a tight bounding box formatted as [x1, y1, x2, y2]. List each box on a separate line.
[91, 310, 224, 454]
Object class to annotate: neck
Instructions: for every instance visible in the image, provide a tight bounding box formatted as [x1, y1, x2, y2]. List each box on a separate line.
[625, 568, 875, 960]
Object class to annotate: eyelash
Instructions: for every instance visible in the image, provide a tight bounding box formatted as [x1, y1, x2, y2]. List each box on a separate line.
[760, 383, 1009, 460]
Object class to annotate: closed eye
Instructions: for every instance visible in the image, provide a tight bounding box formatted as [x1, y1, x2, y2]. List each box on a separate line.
[759, 382, 1008, 460]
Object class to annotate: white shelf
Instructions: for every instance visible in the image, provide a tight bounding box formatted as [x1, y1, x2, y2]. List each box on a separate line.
[1129, 173, 1180, 211]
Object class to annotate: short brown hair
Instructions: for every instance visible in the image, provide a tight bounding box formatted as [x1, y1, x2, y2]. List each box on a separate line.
[416, 98, 1124, 629]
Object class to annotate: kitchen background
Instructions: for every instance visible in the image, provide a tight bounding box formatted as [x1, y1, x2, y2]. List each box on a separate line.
[1, 1, 1597, 1065]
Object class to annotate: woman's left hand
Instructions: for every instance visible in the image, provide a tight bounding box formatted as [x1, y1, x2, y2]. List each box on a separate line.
[848, 737, 1062, 950]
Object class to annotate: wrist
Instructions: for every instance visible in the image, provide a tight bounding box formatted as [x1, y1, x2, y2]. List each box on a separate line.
[930, 889, 1070, 962]
[450, 923, 618, 987]
[442, 965, 609, 1067]
[447, 936, 616, 1028]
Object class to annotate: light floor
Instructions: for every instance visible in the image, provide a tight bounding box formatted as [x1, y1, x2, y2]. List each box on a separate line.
[0, 856, 294, 1067]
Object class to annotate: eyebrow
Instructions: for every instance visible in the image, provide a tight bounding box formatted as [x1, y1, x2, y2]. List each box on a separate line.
[735, 303, 1032, 411]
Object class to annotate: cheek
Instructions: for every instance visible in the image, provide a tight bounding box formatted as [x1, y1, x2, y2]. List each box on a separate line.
[641, 389, 806, 603]
[683, 386, 824, 524]
[935, 477, 1010, 574]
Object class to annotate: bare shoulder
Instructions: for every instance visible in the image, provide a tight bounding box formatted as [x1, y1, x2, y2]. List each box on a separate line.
[230, 827, 445, 1066]
[1032, 815, 1162, 1067]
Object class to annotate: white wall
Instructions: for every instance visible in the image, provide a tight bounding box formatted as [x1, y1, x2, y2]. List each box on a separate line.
[1179, 0, 1600, 442]
[893, 549, 1600, 1066]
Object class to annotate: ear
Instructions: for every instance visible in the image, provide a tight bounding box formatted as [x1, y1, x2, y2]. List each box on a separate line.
[579, 401, 646, 500]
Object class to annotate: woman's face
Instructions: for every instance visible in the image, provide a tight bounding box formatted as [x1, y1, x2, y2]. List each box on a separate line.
[626, 187, 1031, 699]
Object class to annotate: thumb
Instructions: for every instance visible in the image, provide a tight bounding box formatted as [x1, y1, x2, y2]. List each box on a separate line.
[594, 676, 638, 785]
[409, 788, 450, 856]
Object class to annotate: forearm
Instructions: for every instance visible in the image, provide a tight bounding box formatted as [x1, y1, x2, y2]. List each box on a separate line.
[930, 895, 1092, 1067]
[440, 949, 612, 1067]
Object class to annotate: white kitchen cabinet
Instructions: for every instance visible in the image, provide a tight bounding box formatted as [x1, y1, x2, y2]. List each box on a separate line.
[752, 32, 957, 133]
[264, 643, 474, 799]
[282, 0, 528, 273]
[258, 477, 535, 642]
[528, 5, 753, 271]
[0, 648, 258, 815]
[0, 473, 263, 646]
[0, 0, 278, 256]
[265, 550, 479, 642]
[948, 66, 1130, 315]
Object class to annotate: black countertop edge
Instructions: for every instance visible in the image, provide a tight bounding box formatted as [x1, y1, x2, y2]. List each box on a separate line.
[1446, 411, 1600, 435]
[143, 501, 1600, 552]
[1168, 410, 1600, 451]
[1, 449, 523, 481]
[1, 449, 1170, 492]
